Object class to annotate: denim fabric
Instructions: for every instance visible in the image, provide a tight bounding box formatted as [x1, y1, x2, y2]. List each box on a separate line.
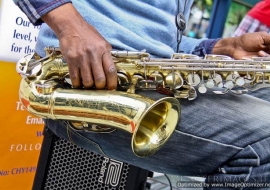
[45, 88, 270, 189]
[192, 39, 221, 57]
[32, 0, 206, 59]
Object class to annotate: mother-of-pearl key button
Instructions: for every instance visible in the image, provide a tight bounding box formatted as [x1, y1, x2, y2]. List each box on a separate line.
[225, 80, 234, 89]
[198, 83, 207, 93]
[206, 79, 215, 88]
[187, 73, 201, 86]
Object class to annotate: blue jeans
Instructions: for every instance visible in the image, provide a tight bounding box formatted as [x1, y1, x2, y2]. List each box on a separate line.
[45, 88, 270, 189]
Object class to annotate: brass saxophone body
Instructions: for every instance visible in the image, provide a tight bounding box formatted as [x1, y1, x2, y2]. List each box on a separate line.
[16, 47, 270, 157]
[16, 48, 180, 157]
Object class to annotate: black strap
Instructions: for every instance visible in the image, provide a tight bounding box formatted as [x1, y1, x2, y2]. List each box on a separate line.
[176, 0, 187, 53]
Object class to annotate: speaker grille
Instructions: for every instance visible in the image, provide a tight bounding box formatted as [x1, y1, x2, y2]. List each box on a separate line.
[43, 137, 130, 190]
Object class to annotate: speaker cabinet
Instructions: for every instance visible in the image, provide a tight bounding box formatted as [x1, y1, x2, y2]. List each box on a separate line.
[33, 126, 152, 190]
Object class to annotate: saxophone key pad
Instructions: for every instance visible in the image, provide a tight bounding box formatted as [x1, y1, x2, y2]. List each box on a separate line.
[187, 73, 201, 86]
[235, 77, 245, 86]
[224, 80, 234, 89]
[212, 74, 223, 88]
[198, 83, 207, 93]
[165, 72, 184, 89]
[206, 79, 215, 88]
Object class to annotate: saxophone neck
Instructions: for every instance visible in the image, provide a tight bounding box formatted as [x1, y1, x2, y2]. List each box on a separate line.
[16, 49, 68, 83]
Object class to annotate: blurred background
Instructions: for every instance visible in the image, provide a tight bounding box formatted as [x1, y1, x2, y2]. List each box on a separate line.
[185, 0, 260, 39]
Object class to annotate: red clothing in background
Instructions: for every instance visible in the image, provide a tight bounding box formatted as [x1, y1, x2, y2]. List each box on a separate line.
[248, 0, 270, 27]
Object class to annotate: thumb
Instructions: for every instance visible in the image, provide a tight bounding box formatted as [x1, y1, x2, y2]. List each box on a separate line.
[258, 50, 270, 57]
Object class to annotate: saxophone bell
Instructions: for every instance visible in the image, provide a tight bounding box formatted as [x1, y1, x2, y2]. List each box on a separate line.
[18, 73, 180, 157]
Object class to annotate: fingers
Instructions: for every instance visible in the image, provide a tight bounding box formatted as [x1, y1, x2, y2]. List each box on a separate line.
[57, 21, 117, 90]
[69, 65, 82, 88]
[90, 54, 106, 90]
[79, 56, 94, 88]
[89, 51, 117, 90]
[66, 54, 83, 88]
[230, 32, 270, 59]
[66, 50, 117, 90]
[102, 52, 117, 90]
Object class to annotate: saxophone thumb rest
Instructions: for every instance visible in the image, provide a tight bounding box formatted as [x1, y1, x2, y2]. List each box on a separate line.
[16, 48, 181, 157]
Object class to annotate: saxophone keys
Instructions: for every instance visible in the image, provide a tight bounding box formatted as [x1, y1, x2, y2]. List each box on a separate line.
[16, 57, 28, 76]
[64, 76, 72, 85]
[231, 89, 249, 95]
[117, 72, 131, 90]
[212, 74, 224, 88]
[198, 83, 207, 93]
[70, 121, 115, 133]
[165, 72, 184, 89]
[172, 53, 200, 59]
[35, 80, 58, 94]
[225, 72, 245, 87]
[137, 72, 164, 89]
[187, 73, 201, 86]
[235, 77, 245, 86]
[244, 74, 253, 84]
[225, 73, 236, 89]
[187, 86, 197, 100]
[206, 79, 215, 88]
[16, 53, 41, 77]
[213, 88, 230, 95]
[149, 72, 164, 85]
[224, 80, 234, 89]
[205, 54, 233, 60]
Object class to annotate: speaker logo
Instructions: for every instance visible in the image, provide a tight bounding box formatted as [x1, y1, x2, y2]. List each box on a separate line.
[98, 157, 123, 187]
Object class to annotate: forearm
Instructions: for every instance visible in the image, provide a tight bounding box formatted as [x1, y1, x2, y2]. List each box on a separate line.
[41, 3, 85, 38]
[212, 37, 236, 57]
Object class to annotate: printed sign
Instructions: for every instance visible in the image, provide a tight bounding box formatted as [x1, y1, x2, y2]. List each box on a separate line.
[0, 1, 44, 189]
[0, 0, 40, 62]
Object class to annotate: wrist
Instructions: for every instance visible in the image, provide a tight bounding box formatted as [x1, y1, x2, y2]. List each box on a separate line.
[192, 39, 221, 57]
[212, 37, 236, 57]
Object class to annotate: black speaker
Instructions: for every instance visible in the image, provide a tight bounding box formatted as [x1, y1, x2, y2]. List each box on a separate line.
[33, 126, 152, 190]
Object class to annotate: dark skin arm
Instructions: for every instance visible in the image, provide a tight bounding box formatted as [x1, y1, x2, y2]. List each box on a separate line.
[41, 3, 117, 90]
[212, 32, 270, 59]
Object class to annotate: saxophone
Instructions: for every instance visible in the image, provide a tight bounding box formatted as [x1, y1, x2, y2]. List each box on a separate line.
[16, 47, 270, 157]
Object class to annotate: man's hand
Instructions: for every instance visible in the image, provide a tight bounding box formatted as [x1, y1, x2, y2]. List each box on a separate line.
[212, 32, 270, 59]
[41, 3, 117, 89]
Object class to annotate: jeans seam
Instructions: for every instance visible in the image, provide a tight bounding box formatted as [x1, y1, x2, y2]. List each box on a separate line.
[248, 145, 260, 166]
[174, 129, 243, 150]
[65, 121, 108, 157]
[66, 125, 73, 143]
[244, 166, 253, 183]
[243, 145, 260, 184]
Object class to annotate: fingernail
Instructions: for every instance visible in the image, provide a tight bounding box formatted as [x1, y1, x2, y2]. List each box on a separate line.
[259, 50, 269, 57]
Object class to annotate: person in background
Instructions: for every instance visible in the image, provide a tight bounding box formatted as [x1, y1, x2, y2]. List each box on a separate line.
[234, 0, 270, 37]
[13, 0, 270, 189]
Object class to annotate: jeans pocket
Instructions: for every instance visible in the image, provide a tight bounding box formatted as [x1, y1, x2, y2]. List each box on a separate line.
[66, 126, 108, 157]
[48, 120, 107, 157]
